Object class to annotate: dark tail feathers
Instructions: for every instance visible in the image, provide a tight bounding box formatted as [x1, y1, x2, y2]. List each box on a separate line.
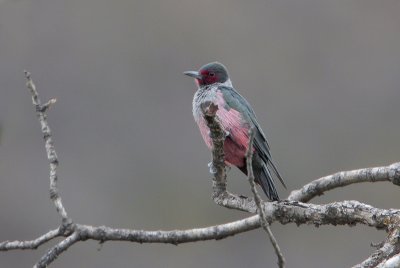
[239, 161, 280, 201]
[257, 163, 279, 201]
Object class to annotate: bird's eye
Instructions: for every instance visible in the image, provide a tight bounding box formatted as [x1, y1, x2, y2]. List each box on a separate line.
[209, 72, 215, 77]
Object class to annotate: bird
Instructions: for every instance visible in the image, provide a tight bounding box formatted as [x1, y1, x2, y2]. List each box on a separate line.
[184, 62, 286, 201]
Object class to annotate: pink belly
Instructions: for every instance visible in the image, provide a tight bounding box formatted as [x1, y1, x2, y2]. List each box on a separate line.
[196, 91, 250, 168]
[197, 118, 248, 168]
[223, 137, 246, 167]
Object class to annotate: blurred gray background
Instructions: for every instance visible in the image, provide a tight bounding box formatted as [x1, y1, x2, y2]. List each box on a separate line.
[0, 0, 399, 267]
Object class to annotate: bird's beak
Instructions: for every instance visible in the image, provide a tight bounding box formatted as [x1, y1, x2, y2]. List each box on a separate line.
[183, 71, 202, 79]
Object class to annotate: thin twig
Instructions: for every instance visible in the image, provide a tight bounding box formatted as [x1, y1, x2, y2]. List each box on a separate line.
[34, 231, 81, 268]
[246, 128, 285, 268]
[24, 71, 73, 229]
[0, 228, 62, 251]
[352, 227, 400, 268]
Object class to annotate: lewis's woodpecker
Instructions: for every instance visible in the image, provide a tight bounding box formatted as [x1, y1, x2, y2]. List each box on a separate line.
[184, 62, 286, 201]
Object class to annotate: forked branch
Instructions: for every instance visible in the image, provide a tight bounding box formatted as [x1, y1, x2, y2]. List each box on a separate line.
[0, 72, 399, 267]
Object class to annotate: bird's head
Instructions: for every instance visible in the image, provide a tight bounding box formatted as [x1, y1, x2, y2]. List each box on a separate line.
[184, 62, 229, 87]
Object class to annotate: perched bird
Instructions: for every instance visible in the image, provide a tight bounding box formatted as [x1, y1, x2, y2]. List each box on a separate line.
[184, 62, 286, 201]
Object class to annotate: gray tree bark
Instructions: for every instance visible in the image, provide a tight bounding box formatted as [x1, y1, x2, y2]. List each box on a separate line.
[0, 72, 398, 268]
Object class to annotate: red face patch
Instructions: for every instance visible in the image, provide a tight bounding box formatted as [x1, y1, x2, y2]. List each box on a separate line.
[200, 69, 218, 85]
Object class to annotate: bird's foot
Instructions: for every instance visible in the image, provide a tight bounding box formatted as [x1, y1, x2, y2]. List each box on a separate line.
[208, 162, 217, 174]
[208, 130, 230, 139]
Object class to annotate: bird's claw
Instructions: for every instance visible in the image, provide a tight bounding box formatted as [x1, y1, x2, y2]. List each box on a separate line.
[208, 162, 217, 174]
[208, 131, 229, 140]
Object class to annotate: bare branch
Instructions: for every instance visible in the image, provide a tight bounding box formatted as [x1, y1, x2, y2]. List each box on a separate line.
[27, 200, 400, 246]
[200, 102, 259, 213]
[376, 253, 400, 268]
[75, 219, 261, 245]
[245, 128, 285, 268]
[199, 98, 400, 267]
[201, 102, 227, 190]
[24, 71, 72, 228]
[0, 72, 398, 267]
[353, 226, 400, 268]
[288, 162, 400, 202]
[0, 228, 61, 251]
[34, 231, 80, 268]
[1, 200, 393, 254]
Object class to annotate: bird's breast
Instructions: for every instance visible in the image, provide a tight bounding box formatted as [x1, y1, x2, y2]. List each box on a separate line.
[192, 86, 218, 149]
[192, 87, 250, 165]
